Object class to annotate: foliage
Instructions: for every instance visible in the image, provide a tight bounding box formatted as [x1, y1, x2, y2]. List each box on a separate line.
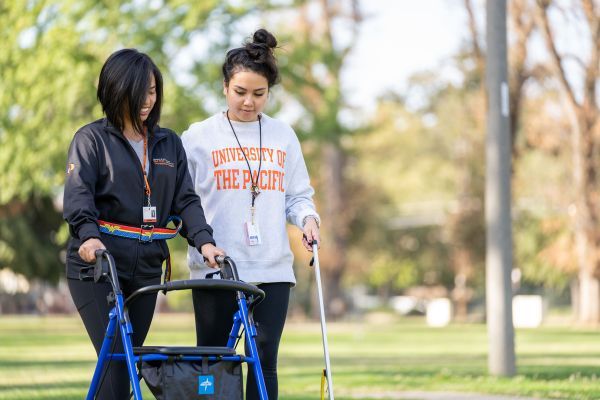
[0, 1, 248, 281]
[345, 80, 484, 294]
[0, 0, 113, 281]
[514, 213, 574, 291]
[511, 76, 577, 291]
[511, 89, 576, 291]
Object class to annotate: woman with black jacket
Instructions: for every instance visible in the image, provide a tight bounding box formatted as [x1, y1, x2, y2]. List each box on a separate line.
[63, 48, 224, 399]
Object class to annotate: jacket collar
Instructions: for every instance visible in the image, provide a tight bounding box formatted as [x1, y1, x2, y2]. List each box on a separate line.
[102, 118, 168, 140]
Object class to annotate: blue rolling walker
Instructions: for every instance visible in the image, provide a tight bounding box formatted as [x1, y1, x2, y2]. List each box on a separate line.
[85, 249, 268, 399]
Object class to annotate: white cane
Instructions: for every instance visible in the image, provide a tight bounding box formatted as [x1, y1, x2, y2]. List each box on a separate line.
[311, 240, 335, 400]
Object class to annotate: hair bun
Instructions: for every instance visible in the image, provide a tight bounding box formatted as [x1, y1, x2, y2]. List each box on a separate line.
[253, 29, 277, 49]
[223, 28, 280, 87]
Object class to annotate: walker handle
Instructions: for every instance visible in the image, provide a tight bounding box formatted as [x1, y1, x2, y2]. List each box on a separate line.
[93, 249, 109, 283]
[216, 255, 240, 281]
[92, 249, 121, 295]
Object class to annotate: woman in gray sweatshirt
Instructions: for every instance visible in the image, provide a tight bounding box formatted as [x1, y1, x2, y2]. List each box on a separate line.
[182, 28, 320, 399]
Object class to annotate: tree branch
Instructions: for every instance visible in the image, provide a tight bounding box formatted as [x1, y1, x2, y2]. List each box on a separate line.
[509, 0, 535, 160]
[581, 0, 599, 113]
[464, 0, 484, 73]
[535, 0, 579, 110]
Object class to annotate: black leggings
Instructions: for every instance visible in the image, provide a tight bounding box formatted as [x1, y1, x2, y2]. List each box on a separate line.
[192, 282, 291, 400]
[68, 276, 160, 400]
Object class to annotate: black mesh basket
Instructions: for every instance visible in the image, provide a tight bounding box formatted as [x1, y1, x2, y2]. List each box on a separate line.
[141, 357, 243, 400]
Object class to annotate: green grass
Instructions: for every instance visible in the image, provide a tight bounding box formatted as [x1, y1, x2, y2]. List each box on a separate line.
[1, 314, 600, 399]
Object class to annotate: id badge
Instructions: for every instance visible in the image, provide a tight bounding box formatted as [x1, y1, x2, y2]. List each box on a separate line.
[244, 221, 262, 246]
[143, 206, 157, 223]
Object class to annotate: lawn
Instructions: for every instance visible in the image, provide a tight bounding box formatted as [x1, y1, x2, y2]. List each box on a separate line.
[0, 313, 599, 399]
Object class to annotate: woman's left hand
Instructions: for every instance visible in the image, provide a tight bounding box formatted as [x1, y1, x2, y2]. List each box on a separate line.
[302, 217, 320, 252]
[201, 243, 226, 268]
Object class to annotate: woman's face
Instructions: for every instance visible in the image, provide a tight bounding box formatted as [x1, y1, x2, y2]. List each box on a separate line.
[140, 74, 157, 122]
[224, 70, 269, 122]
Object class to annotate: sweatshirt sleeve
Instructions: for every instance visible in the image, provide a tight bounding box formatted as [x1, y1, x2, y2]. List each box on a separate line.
[63, 129, 101, 242]
[285, 131, 320, 229]
[171, 134, 215, 249]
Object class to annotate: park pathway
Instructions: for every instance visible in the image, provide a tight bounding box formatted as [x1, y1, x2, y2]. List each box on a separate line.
[350, 391, 548, 400]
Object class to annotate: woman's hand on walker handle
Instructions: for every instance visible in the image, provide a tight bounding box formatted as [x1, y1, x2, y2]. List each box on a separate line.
[201, 243, 226, 268]
[302, 217, 320, 252]
[79, 238, 106, 263]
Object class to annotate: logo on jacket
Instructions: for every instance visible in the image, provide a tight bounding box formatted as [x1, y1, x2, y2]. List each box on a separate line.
[153, 158, 175, 168]
[66, 163, 75, 174]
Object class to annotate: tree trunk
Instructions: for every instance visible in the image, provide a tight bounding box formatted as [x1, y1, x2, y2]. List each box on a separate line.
[451, 255, 473, 322]
[568, 105, 600, 324]
[318, 142, 348, 319]
[570, 278, 579, 320]
[578, 269, 600, 324]
[575, 117, 600, 324]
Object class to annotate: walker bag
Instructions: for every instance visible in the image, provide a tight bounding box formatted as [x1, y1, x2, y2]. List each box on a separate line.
[141, 358, 243, 399]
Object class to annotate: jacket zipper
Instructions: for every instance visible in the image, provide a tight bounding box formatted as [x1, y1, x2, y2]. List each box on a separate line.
[119, 131, 167, 278]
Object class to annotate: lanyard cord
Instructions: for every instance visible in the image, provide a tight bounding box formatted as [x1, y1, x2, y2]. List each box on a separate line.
[226, 110, 262, 207]
[141, 129, 151, 205]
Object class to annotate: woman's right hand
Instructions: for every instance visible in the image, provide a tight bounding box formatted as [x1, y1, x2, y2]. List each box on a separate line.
[78, 238, 106, 263]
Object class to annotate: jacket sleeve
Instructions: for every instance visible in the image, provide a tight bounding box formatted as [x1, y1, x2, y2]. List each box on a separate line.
[171, 134, 215, 249]
[63, 129, 101, 242]
[285, 132, 320, 229]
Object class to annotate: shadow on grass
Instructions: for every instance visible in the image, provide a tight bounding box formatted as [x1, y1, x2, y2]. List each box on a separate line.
[0, 360, 93, 369]
[0, 380, 90, 400]
[280, 396, 408, 400]
[519, 353, 600, 360]
[0, 381, 89, 391]
[282, 353, 600, 382]
[518, 365, 600, 381]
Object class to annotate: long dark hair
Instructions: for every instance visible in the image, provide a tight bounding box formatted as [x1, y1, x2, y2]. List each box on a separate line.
[97, 48, 163, 134]
[222, 29, 280, 88]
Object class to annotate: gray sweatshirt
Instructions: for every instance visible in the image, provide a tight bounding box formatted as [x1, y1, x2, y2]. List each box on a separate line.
[181, 112, 319, 284]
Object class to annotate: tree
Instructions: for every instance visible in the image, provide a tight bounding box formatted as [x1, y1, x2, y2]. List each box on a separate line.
[346, 98, 458, 298]
[447, 0, 541, 321]
[0, 0, 241, 282]
[512, 87, 576, 298]
[262, 0, 363, 317]
[536, 0, 600, 323]
[0, 0, 111, 281]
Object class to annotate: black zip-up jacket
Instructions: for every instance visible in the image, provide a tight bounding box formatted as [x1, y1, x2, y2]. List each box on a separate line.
[63, 118, 214, 279]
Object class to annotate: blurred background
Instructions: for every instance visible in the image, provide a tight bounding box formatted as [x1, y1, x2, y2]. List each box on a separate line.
[1, 0, 598, 329]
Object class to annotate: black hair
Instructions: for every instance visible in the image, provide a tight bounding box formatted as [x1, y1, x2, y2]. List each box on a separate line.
[222, 28, 280, 88]
[97, 48, 163, 134]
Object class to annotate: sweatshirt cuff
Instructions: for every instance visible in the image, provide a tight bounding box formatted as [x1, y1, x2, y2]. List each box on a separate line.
[296, 209, 320, 229]
[77, 222, 101, 242]
[193, 230, 216, 249]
